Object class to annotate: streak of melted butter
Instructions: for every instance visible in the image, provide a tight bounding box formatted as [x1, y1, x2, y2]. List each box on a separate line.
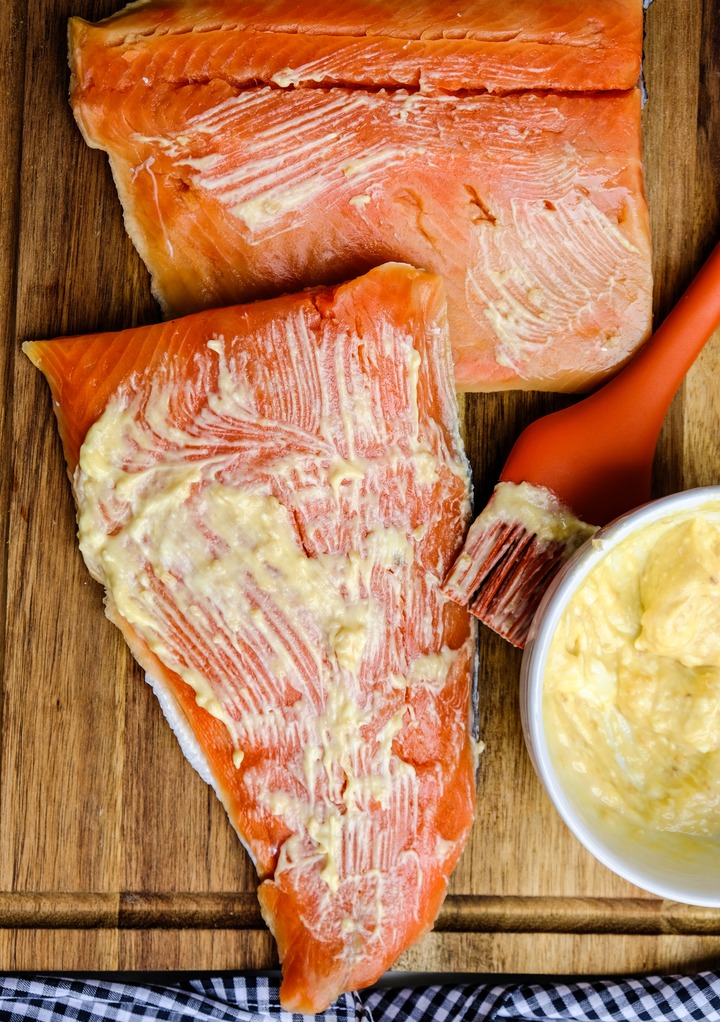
[340, 147, 410, 179]
[307, 812, 343, 893]
[230, 176, 327, 230]
[544, 509, 720, 837]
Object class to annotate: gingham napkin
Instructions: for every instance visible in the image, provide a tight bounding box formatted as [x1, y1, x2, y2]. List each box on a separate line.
[1, 973, 719, 1022]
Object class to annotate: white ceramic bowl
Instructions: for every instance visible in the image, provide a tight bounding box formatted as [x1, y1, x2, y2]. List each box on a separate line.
[520, 486, 720, 906]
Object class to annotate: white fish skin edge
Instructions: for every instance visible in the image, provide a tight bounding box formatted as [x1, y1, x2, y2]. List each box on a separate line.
[145, 671, 218, 789]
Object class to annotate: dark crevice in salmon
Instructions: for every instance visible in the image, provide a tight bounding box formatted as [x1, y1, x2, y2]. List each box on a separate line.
[170, 175, 192, 194]
[286, 502, 315, 560]
[464, 185, 497, 226]
[396, 191, 438, 247]
[76, 75, 642, 101]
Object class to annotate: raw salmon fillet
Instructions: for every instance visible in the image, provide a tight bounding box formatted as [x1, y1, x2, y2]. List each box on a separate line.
[25, 263, 477, 1012]
[69, 0, 652, 393]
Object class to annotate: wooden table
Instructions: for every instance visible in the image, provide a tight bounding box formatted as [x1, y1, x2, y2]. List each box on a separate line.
[2, 0, 720, 976]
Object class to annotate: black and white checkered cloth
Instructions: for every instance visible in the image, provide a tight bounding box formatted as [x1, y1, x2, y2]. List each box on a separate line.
[1, 973, 719, 1022]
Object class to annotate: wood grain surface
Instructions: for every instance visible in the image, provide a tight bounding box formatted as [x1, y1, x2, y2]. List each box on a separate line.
[2, 0, 720, 977]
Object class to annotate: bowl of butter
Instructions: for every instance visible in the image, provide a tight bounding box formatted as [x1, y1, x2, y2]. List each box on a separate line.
[521, 486, 720, 906]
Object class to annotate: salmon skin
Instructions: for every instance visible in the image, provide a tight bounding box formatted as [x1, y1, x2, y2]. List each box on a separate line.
[25, 263, 478, 1012]
[69, 0, 652, 393]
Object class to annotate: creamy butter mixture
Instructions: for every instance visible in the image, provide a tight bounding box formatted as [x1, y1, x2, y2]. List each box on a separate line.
[484, 480, 597, 545]
[544, 510, 720, 837]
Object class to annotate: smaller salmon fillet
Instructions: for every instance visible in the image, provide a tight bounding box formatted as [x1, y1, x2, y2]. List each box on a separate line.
[25, 263, 477, 1013]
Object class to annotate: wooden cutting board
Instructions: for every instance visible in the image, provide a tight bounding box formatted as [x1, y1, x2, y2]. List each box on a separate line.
[2, 0, 720, 976]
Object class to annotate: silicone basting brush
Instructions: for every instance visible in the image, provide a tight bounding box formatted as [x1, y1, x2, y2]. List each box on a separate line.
[443, 239, 720, 648]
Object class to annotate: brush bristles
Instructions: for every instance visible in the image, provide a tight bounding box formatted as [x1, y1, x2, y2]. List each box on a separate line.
[443, 518, 579, 648]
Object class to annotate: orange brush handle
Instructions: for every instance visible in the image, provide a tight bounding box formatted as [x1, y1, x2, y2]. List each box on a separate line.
[500, 240, 720, 525]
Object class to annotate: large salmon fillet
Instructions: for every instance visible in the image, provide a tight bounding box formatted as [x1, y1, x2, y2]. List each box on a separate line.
[68, 0, 652, 393]
[25, 263, 477, 1012]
